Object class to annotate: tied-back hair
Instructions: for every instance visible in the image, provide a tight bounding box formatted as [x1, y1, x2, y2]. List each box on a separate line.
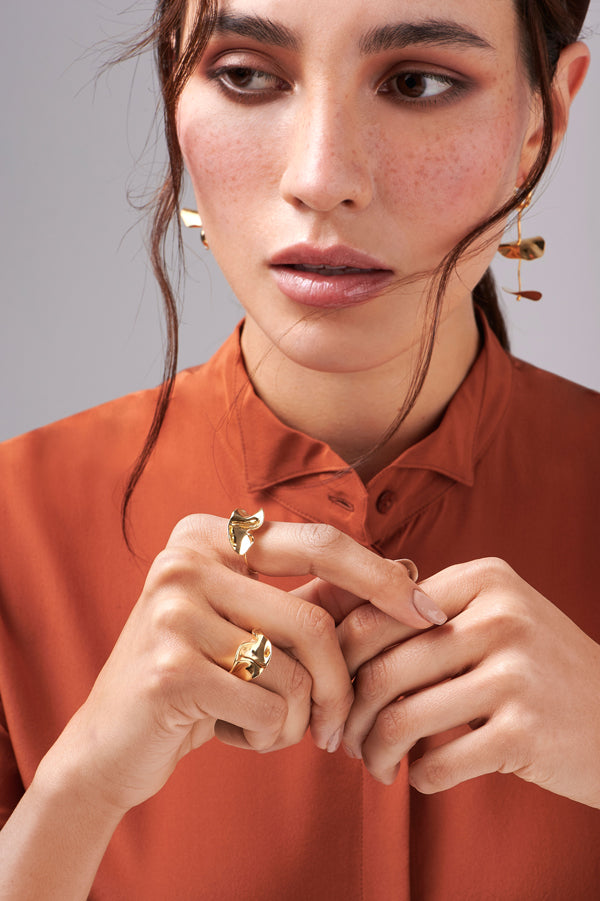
[117, 0, 587, 546]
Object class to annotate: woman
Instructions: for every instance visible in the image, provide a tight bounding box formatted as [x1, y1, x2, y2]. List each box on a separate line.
[0, 0, 598, 898]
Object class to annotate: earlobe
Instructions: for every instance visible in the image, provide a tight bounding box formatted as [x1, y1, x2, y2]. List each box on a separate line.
[517, 41, 590, 183]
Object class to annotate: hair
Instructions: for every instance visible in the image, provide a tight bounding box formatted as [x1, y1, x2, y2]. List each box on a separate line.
[118, 0, 588, 544]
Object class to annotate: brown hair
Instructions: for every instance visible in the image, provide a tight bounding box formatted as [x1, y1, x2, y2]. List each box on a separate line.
[118, 0, 588, 543]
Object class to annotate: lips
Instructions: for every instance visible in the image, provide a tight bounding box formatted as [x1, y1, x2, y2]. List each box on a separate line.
[269, 244, 395, 309]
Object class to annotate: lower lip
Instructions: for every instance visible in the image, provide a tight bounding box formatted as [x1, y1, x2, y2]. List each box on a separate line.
[270, 266, 395, 309]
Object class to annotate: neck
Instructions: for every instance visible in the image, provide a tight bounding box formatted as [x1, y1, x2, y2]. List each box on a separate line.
[241, 303, 480, 482]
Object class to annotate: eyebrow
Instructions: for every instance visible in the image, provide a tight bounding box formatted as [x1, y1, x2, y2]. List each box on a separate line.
[214, 14, 300, 51]
[359, 20, 495, 55]
[212, 13, 494, 57]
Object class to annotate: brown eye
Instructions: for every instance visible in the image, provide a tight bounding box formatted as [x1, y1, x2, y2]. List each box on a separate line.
[216, 66, 288, 94]
[395, 73, 428, 98]
[379, 71, 456, 104]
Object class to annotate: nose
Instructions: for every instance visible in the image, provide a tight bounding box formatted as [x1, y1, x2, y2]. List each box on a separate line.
[279, 92, 374, 213]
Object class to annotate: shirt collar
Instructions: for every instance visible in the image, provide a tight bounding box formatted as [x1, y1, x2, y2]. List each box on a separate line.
[225, 313, 513, 493]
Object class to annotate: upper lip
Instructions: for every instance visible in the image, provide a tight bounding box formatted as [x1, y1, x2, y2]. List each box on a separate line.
[269, 244, 392, 271]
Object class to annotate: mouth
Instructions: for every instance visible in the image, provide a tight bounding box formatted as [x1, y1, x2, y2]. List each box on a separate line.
[284, 263, 375, 276]
[269, 245, 395, 308]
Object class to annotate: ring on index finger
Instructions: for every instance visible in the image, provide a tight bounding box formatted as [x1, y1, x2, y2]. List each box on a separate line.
[228, 508, 264, 569]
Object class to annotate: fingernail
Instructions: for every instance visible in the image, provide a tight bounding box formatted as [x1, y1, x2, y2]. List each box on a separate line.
[327, 726, 344, 754]
[412, 589, 447, 625]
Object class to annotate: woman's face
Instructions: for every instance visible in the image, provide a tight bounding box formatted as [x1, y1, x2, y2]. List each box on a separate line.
[177, 0, 537, 373]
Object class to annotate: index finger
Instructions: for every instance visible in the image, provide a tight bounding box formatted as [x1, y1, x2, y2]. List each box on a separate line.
[244, 521, 447, 629]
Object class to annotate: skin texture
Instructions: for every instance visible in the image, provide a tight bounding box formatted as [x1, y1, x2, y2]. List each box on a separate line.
[0, 2, 593, 898]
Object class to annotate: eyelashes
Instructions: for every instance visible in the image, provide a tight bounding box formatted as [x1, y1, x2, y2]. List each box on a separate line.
[208, 66, 291, 99]
[378, 71, 462, 104]
[206, 63, 468, 109]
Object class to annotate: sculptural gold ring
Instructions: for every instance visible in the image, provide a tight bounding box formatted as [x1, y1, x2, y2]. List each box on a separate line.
[396, 558, 419, 582]
[228, 508, 265, 568]
[229, 630, 272, 681]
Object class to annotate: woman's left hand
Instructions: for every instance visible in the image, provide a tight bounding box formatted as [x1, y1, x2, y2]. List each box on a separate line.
[334, 557, 600, 808]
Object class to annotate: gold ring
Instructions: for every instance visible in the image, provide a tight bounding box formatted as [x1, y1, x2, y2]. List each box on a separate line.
[228, 508, 264, 568]
[396, 558, 419, 582]
[229, 630, 272, 681]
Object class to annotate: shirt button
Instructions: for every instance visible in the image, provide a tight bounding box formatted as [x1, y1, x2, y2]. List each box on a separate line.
[376, 490, 395, 514]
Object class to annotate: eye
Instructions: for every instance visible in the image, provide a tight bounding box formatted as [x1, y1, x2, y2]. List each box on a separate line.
[379, 71, 458, 103]
[209, 65, 290, 99]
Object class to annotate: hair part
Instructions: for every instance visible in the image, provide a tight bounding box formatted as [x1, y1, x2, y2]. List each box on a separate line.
[118, 0, 586, 546]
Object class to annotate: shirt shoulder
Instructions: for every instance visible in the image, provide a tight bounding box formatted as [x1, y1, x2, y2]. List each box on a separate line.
[506, 356, 600, 447]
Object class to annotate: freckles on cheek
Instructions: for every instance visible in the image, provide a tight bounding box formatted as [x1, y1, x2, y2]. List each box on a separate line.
[178, 101, 278, 204]
[380, 112, 522, 241]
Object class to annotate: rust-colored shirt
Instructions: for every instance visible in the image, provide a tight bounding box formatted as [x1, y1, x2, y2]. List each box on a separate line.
[1, 318, 599, 899]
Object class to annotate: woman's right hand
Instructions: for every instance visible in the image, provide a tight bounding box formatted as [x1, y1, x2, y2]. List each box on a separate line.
[39, 514, 440, 819]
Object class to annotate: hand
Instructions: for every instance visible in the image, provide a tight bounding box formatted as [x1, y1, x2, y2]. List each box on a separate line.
[43, 516, 441, 818]
[338, 557, 600, 808]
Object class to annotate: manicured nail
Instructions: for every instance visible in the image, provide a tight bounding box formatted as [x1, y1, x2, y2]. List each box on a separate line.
[412, 589, 447, 625]
[327, 726, 344, 754]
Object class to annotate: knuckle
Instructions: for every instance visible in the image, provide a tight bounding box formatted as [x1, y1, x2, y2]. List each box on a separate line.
[345, 603, 388, 645]
[256, 692, 287, 731]
[147, 546, 200, 590]
[285, 657, 312, 701]
[356, 653, 395, 704]
[459, 557, 517, 601]
[168, 513, 217, 546]
[479, 556, 517, 588]
[149, 595, 192, 638]
[374, 701, 407, 748]
[485, 599, 536, 646]
[414, 754, 452, 792]
[488, 653, 521, 690]
[294, 600, 335, 642]
[299, 522, 345, 555]
[146, 645, 190, 700]
[492, 710, 531, 773]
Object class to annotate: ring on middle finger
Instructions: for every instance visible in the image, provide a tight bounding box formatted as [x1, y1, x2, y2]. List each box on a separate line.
[229, 629, 272, 681]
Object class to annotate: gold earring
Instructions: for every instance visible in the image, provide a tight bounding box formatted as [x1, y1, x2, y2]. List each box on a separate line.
[498, 192, 545, 301]
[180, 208, 209, 249]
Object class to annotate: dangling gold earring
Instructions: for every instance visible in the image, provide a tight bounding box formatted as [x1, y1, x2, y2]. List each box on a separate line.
[180, 208, 209, 249]
[498, 192, 545, 301]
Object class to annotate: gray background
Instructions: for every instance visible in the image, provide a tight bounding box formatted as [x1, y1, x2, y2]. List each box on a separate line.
[2, 1, 599, 443]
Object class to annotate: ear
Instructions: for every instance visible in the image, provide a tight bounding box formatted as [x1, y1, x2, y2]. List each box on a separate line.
[517, 41, 590, 184]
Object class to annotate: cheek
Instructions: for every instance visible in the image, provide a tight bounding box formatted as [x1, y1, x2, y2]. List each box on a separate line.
[178, 92, 279, 222]
[376, 101, 526, 246]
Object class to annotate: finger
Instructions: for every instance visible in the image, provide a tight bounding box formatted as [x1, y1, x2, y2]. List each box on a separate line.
[142, 579, 306, 752]
[254, 523, 446, 627]
[227, 648, 312, 751]
[292, 578, 362, 626]
[417, 557, 521, 620]
[200, 564, 354, 751]
[194, 609, 313, 752]
[170, 515, 446, 629]
[360, 669, 490, 785]
[186, 659, 287, 750]
[147, 540, 352, 751]
[343, 619, 484, 757]
[337, 603, 418, 676]
[408, 718, 520, 795]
